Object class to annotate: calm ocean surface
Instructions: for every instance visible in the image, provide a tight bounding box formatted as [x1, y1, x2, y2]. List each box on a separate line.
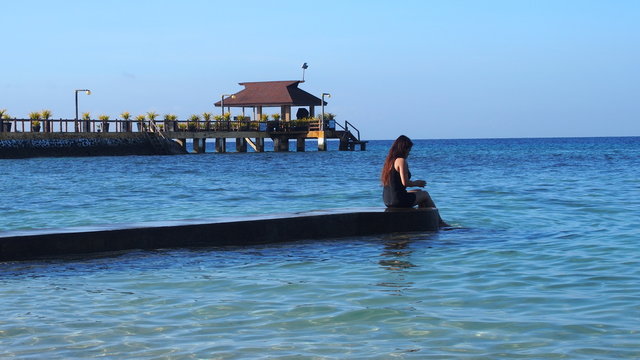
[1, 137, 639, 359]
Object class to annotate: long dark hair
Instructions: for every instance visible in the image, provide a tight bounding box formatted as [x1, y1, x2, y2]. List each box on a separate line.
[381, 135, 413, 185]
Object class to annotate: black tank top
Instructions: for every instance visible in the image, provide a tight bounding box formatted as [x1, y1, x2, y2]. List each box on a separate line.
[382, 164, 415, 207]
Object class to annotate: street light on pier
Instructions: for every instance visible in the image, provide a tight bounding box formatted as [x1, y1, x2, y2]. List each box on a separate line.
[220, 94, 236, 117]
[75, 89, 91, 120]
[75, 89, 91, 132]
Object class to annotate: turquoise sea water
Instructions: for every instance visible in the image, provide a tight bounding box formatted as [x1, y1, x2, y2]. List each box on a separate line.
[1, 137, 639, 359]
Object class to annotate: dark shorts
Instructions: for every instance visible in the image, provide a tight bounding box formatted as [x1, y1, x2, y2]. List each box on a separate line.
[383, 190, 416, 208]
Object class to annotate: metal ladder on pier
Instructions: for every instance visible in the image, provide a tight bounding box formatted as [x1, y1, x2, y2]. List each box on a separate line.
[336, 121, 367, 151]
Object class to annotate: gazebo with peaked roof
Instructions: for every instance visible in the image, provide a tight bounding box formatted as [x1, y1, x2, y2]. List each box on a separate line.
[214, 80, 326, 122]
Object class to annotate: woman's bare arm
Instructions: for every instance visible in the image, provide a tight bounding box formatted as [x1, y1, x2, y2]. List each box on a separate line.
[395, 158, 426, 187]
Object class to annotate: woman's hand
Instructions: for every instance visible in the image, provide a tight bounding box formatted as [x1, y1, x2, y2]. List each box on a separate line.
[412, 180, 427, 187]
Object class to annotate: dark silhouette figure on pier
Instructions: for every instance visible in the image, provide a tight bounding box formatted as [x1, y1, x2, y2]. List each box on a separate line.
[296, 108, 309, 119]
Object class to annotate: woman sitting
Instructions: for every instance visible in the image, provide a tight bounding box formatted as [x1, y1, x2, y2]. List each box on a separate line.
[381, 135, 449, 227]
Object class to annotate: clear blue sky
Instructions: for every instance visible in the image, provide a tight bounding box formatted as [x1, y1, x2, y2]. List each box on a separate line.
[3, 0, 638, 139]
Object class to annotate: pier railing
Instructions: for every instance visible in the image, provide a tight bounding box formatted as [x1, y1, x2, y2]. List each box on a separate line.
[1, 119, 300, 134]
[1, 118, 356, 135]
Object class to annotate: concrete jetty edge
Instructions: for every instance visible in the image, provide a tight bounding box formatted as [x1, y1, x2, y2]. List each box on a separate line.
[0, 208, 440, 261]
[0, 133, 186, 158]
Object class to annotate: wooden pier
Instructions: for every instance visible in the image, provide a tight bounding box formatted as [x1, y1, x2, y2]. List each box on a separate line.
[0, 80, 368, 154]
[0, 117, 366, 154]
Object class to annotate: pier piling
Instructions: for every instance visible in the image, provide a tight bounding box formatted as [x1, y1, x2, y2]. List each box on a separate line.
[235, 138, 247, 152]
[296, 137, 306, 152]
[274, 137, 289, 152]
[215, 138, 226, 153]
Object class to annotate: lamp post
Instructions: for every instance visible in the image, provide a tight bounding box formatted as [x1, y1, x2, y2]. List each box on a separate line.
[321, 93, 331, 130]
[75, 89, 91, 132]
[301, 62, 308, 82]
[220, 94, 236, 117]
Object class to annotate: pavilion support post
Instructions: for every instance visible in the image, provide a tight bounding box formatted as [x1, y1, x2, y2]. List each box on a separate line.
[296, 137, 306, 152]
[215, 138, 226, 153]
[257, 106, 263, 122]
[236, 138, 247, 152]
[318, 133, 327, 151]
[281, 105, 291, 122]
[255, 137, 264, 152]
[273, 137, 289, 152]
[309, 106, 315, 118]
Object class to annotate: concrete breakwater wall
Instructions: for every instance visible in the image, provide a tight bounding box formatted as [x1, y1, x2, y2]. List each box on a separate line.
[0, 133, 186, 158]
[0, 208, 440, 261]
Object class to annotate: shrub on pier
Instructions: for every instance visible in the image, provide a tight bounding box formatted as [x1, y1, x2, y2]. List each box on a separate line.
[202, 112, 212, 130]
[188, 114, 200, 131]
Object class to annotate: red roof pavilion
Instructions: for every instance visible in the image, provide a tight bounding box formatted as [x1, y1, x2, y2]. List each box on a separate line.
[214, 80, 326, 121]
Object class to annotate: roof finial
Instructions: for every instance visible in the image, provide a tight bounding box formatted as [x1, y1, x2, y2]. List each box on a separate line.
[301, 62, 308, 82]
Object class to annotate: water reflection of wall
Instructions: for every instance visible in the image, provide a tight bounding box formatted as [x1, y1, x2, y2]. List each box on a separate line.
[376, 233, 426, 295]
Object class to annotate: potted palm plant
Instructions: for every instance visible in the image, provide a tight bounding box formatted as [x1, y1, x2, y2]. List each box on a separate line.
[239, 115, 250, 131]
[146, 112, 158, 131]
[213, 114, 223, 131]
[121, 111, 132, 132]
[29, 112, 42, 132]
[269, 113, 281, 131]
[233, 115, 245, 131]
[98, 115, 110, 132]
[135, 114, 146, 132]
[164, 114, 177, 132]
[0, 109, 7, 132]
[223, 112, 231, 130]
[82, 112, 91, 132]
[41, 109, 52, 132]
[258, 113, 268, 131]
